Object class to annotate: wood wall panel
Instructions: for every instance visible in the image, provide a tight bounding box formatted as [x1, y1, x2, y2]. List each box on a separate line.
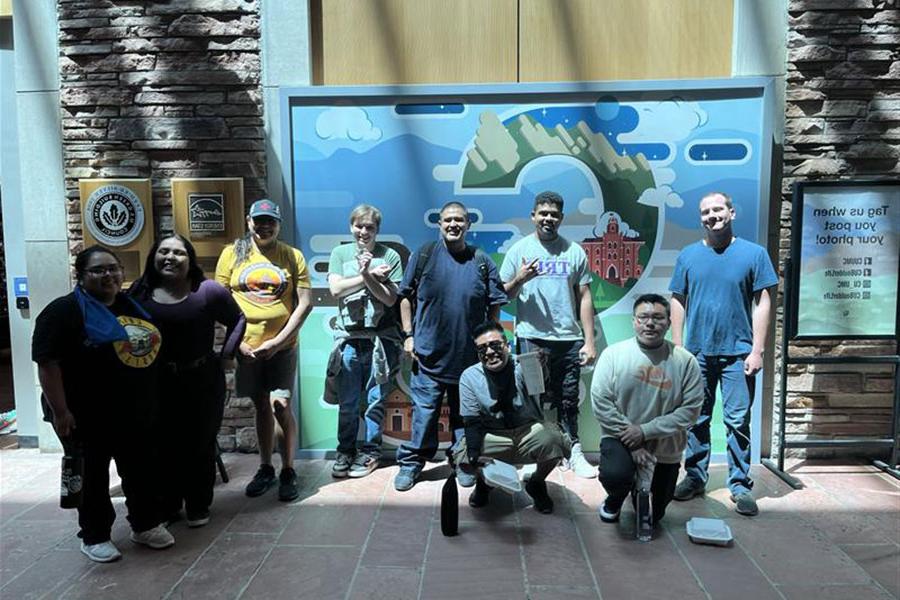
[316, 0, 518, 85]
[519, 0, 733, 81]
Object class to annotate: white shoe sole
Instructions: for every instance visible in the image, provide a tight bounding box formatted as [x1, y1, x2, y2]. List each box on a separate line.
[81, 543, 122, 563]
[130, 533, 174, 549]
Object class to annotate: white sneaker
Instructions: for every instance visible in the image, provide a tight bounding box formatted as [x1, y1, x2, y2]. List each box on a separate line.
[81, 540, 122, 563]
[569, 443, 597, 479]
[130, 524, 175, 549]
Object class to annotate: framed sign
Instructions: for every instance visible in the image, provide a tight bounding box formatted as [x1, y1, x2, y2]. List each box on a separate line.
[79, 178, 154, 282]
[789, 180, 900, 340]
[171, 178, 245, 274]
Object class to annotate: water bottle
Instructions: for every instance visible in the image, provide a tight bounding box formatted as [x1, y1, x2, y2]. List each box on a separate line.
[60, 439, 84, 509]
[635, 460, 655, 542]
[440, 472, 458, 536]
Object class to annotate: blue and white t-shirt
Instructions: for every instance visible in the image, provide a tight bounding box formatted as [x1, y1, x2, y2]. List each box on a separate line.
[500, 234, 592, 341]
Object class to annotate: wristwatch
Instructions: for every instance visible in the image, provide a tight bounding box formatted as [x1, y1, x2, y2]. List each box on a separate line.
[402, 330, 414, 339]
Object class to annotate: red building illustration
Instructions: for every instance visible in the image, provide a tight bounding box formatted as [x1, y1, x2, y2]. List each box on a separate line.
[581, 215, 644, 286]
[384, 388, 452, 444]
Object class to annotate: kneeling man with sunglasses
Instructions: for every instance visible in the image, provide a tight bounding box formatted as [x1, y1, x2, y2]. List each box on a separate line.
[454, 321, 570, 514]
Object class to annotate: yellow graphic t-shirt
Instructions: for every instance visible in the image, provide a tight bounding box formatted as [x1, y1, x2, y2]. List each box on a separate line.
[215, 241, 311, 349]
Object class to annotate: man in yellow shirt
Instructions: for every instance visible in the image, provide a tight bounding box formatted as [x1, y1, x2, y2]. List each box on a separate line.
[215, 199, 312, 501]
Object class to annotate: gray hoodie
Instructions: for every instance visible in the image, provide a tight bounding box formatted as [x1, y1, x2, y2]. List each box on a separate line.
[591, 337, 703, 463]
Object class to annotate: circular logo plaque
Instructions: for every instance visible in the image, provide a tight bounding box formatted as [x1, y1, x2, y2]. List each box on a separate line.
[85, 184, 145, 247]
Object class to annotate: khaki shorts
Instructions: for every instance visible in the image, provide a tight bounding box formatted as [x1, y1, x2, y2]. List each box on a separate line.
[454, 421, 570, 466]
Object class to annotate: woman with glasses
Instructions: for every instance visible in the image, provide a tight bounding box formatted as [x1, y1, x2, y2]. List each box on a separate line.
[129, 234, 245, 528]
[32, 245, 174, 563]
[215, 200, 312, 502]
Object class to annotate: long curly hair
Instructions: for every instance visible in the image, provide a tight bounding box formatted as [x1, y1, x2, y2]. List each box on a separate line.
[128, 233, 205, 299]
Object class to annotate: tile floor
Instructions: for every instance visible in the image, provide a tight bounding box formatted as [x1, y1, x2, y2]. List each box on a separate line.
[0, 449, 898, 599]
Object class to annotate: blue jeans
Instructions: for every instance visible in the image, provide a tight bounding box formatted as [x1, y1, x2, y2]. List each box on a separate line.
[517, 338, 583, 443]
[336, 339, 398, 458]
[683, 354, 755, 495]
[396, 371, 464, 469]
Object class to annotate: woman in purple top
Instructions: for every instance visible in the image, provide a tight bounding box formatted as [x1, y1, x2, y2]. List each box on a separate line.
[129, 234, 245, 527]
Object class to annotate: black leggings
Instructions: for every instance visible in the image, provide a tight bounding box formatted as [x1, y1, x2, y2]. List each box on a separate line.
[598, 437, 680, 524]
[157, 359, 226, 517]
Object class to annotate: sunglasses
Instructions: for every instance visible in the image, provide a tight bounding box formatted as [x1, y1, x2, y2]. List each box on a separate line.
[475, 340, 507, 358]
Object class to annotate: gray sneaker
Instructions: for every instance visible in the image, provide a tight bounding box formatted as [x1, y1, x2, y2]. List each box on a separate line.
[332, 452, 353, 478]
[731, 491, 759, 516]
[394, 466, 421, 492]
[673, 478, 705, 501]
[348, 453, 379, 478]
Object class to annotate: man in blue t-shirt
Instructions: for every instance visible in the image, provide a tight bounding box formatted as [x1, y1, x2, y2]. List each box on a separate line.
[394, 202, 507, 491]
[500, 191, 598, 479]
[668, 191, 777, 517]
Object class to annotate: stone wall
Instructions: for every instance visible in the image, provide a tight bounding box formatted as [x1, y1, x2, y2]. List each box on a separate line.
[780, 0, 899, 457]
[57, 0, 265, 451]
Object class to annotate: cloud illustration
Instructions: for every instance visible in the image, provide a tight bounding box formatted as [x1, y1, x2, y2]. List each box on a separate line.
[432, 163, 459, 182]
[315, 107, 382, 141]
[637, 185, 684, 209]
[577, 196, 604, 216]
[618, 98, 707, 143]
[597, 211, 640, 238]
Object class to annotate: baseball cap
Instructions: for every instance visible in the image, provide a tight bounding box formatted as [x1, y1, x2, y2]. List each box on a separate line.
[248, 199, 282, 221]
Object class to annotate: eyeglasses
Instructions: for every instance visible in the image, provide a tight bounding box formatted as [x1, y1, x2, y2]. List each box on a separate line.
[633, 314, 668, 324]
[85, 265, 123, 276]
[475, 340, 507, 358]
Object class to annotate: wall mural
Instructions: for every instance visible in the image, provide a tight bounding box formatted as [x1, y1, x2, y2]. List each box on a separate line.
[284, 81, 773, 455]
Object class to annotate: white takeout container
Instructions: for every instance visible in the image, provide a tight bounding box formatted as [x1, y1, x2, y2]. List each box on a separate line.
[482, 460, 523, 494]
[686, 517, 733, 546]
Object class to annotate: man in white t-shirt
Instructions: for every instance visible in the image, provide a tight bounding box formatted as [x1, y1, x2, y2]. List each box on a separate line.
[500, 191, 598, 478]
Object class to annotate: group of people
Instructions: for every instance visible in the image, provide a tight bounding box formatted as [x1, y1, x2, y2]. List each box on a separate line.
[33, 188, 775, 563]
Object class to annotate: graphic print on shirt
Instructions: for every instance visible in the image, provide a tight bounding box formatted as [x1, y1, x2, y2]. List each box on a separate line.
[113, 316, 161, 368]
[237, 261, 289, 305]
[633, 365, 672, 391]
[532, 258, 572, 278]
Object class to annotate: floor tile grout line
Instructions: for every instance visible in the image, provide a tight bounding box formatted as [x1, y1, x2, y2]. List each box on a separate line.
[662, 525, 716, 600]
[823, 536, 900, 599]
[562, 468, 605, 600]
[728, 532, 789, 600]
[513, 479, 531, 598]
[797, 466, 900, 548]
[1, 526, 83, 595]
[343, 470, 391, 600]
[162, 473, 259, 600]
[235, 458, 327, 600]
[415, 483, 439, 600]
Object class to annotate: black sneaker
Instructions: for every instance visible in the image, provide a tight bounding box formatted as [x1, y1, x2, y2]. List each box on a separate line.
[468, 478, 492, 508]
[332, 452, 353, 478]
[186, 509, 210, 528]
[245, 464, 277, 498]
[278, 467, 299, 502]
[348, 453, 379, 478]
[525, 479, 554, 514]
[598, 499, 621, 523]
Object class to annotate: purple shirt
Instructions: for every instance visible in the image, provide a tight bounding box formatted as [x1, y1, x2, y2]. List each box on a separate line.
[138, 279, 245, 365]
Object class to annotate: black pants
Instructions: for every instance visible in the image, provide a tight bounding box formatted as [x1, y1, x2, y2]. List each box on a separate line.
[518, 338, 582, 443]
[157, 359, 225, 517]
[71, 426, 160, 545]
[598, 437, 680, 524]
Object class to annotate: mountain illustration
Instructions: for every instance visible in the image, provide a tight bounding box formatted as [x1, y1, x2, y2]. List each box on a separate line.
[461, 110, 659, 256]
